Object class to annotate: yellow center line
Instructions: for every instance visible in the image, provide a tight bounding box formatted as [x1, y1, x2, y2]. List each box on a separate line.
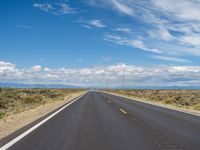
[119, 108, 128, 114]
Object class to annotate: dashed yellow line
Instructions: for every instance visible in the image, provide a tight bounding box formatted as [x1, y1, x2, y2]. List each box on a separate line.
[119, 108, 128, 114]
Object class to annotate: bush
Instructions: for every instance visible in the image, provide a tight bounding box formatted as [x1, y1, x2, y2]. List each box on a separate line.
[24, 95, 43, 104]
[0, 98, 7, 109]
[0, 111, 5, 119]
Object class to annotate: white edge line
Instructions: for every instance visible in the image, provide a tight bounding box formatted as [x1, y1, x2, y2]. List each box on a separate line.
[0, 92, 87, 150]
[102, 92, 200, 117]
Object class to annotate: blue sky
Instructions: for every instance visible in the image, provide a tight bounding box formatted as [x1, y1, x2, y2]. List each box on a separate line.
[1, 0, 200, 86]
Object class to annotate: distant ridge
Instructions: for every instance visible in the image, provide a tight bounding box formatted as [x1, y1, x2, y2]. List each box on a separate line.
[0, 82, 81, 88]
[0, 82, 200, 89]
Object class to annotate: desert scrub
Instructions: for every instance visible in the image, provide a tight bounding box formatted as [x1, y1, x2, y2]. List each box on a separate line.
[0, 88, 85, 118]
[106, 89, 200, 111]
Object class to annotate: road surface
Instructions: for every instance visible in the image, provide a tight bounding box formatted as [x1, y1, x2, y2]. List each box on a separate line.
[1, 91, 200, 150]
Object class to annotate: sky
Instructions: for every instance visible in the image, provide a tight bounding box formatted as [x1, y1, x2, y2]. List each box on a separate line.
[1, 0, 200, 87]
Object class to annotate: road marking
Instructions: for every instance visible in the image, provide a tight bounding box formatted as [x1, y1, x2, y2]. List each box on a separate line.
[0, 92, 87, 150]
[119, 108, 128, 114]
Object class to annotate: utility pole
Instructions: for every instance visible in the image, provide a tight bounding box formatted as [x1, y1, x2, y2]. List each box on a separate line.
[107, 79, 109, 89]
[122, 73, 125, 89]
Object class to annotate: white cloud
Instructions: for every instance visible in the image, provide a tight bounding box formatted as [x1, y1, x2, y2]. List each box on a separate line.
[82, 24, 91, 29]
[33, 2, 76, 15]
[44, 67, 51, 71]
[0, 61, 21, 80]
[115, 28, 131, 33]
[179, 35, 200, 47]
[0, 61, 15, 70]
[151, 55, 191, 63]
[104, 34, 161, 54]
[1, 60, 200, 86]
[31, 65, 42, 72]
[111, 0, 134, 16]
[55, 3, 76, 14]
[152, 0, 200, 21]
[169, 66, 200, 73]
[88, 19, 106, 28]
[148, 0, 200, 50]
[149, 26, 174, 41]
[33, 3, 53, 12]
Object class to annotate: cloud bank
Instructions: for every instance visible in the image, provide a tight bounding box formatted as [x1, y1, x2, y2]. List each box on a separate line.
[1, 61, 200, 87]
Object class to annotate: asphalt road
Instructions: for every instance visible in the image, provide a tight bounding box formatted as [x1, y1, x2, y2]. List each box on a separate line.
[1, 91, 200, 150]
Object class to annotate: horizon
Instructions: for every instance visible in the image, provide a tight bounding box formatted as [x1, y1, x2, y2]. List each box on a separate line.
[1, 0, 200, 87]
[2, 82, 200, 90]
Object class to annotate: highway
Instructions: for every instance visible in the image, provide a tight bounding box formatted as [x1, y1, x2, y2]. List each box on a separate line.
[1, 91, 200, 150]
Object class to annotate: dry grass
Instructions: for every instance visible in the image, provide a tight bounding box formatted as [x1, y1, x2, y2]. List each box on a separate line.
[106, 89, 200, 111]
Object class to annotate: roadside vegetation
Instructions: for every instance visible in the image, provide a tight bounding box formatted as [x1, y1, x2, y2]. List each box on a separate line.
[106, 89, 200, 111]
[0, 88, 85, 119]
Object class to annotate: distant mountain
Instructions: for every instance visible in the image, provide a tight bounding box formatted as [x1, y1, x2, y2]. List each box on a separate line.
[0, 82, 81, 88]
[1, 82, 200, 89]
